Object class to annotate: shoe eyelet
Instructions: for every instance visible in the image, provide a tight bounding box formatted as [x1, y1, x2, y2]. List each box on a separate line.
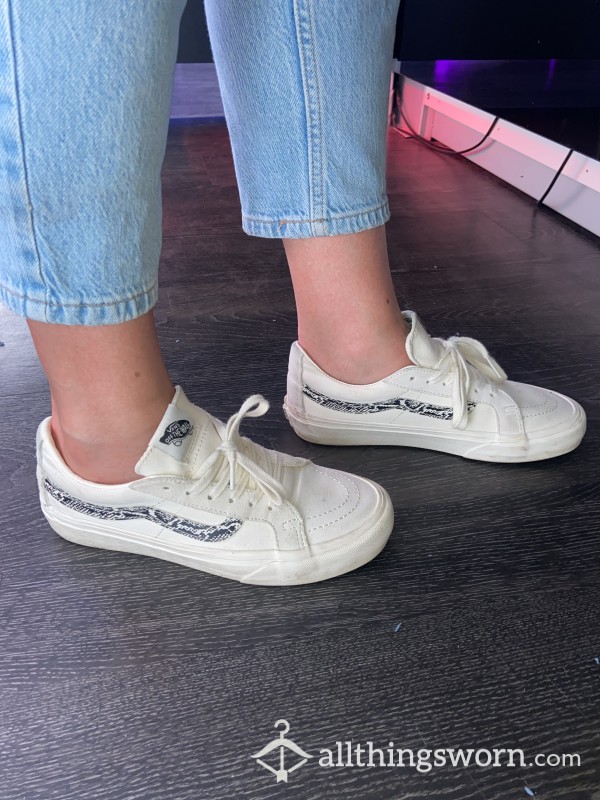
[409, 376, 414, 381]
[228, 498, 234, 504]
[163, 486, 169, 491]
[185, 491, 190, 496]
[248, 502, 254, 508]
[207, 495, 213, 501]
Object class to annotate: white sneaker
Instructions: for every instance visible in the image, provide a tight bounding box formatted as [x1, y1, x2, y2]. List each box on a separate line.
[284, 311, 586, 463]
[37, 388, 393, 585]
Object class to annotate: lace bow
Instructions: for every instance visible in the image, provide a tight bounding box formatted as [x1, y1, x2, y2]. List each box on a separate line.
[432, 335, 507, 429]
[188, 395, 288, 508]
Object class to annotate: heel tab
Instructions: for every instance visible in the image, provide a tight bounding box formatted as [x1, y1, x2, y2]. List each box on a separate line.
[36, 416, 71, 475]
[288, 340, 306, 374]
[286, 342, 307, 413]
[35, 416, 53, 455]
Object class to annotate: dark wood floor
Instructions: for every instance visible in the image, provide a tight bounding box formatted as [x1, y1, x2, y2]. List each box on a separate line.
[1, 122, 599, 800]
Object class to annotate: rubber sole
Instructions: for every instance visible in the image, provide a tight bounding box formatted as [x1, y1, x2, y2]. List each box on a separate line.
[40, 481, 394, 586]
[283, 394, 587, 463]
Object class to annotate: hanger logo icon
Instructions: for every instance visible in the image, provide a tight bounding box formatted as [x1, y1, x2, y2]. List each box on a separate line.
[251, 719, 313, 783]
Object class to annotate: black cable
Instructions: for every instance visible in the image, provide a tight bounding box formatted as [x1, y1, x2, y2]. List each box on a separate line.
[390, 74, 575, 207]
[389, 73, 500, 157]
[395, 106, 500, 157]
[537, 148, 574, 206]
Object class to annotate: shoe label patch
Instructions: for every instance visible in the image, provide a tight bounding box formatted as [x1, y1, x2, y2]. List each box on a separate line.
[44, 479, 241, 542]
[303, 385, 475, 420]
[160, 419, 193, 447]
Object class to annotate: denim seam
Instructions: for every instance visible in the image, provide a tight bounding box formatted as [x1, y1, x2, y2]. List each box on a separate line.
[6, 0, 48, 318]
[293, 0, 325, 234]
[306, 0, 326, 227]
[0, 279, 157, 308]
[244, 199, 389, 226]
[292, 1, 313, 225]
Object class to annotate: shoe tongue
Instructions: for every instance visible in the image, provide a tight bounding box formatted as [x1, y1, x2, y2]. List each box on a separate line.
[134, 386, 222, 478]
[403, 310, 445, 369]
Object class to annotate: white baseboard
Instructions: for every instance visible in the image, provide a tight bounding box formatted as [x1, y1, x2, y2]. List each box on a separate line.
[392, 67, 600, 239]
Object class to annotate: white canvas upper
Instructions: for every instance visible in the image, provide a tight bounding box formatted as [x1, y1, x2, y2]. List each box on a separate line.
[37, 387, 393, 585]
[284, 311, 586, 462]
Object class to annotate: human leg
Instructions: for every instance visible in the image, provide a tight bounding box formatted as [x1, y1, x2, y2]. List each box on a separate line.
[284, 227, 411, 384]
[205, 0, 406, 382]
[206, 0, 585, 461]
[1, 2, 394, 584]
[1, 0, 185, 482]
[28, 313, 173, 484]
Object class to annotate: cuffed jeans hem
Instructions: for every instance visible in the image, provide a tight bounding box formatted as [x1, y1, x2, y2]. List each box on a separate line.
[241, 198, 391, 239]
[0, 281, 158, 325]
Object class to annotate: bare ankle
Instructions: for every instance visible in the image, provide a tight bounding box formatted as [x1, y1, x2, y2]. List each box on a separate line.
[50, 423, 144, 484]
[299, 320, 412, 385]
[50, 395, 171, 484]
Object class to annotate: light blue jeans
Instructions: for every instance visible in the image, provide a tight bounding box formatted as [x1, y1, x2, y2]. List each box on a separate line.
[0, 0, 400, 325]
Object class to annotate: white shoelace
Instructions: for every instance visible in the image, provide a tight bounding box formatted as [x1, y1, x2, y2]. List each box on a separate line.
[187, 395, 288, 508]
[430, 335, 507, 429]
